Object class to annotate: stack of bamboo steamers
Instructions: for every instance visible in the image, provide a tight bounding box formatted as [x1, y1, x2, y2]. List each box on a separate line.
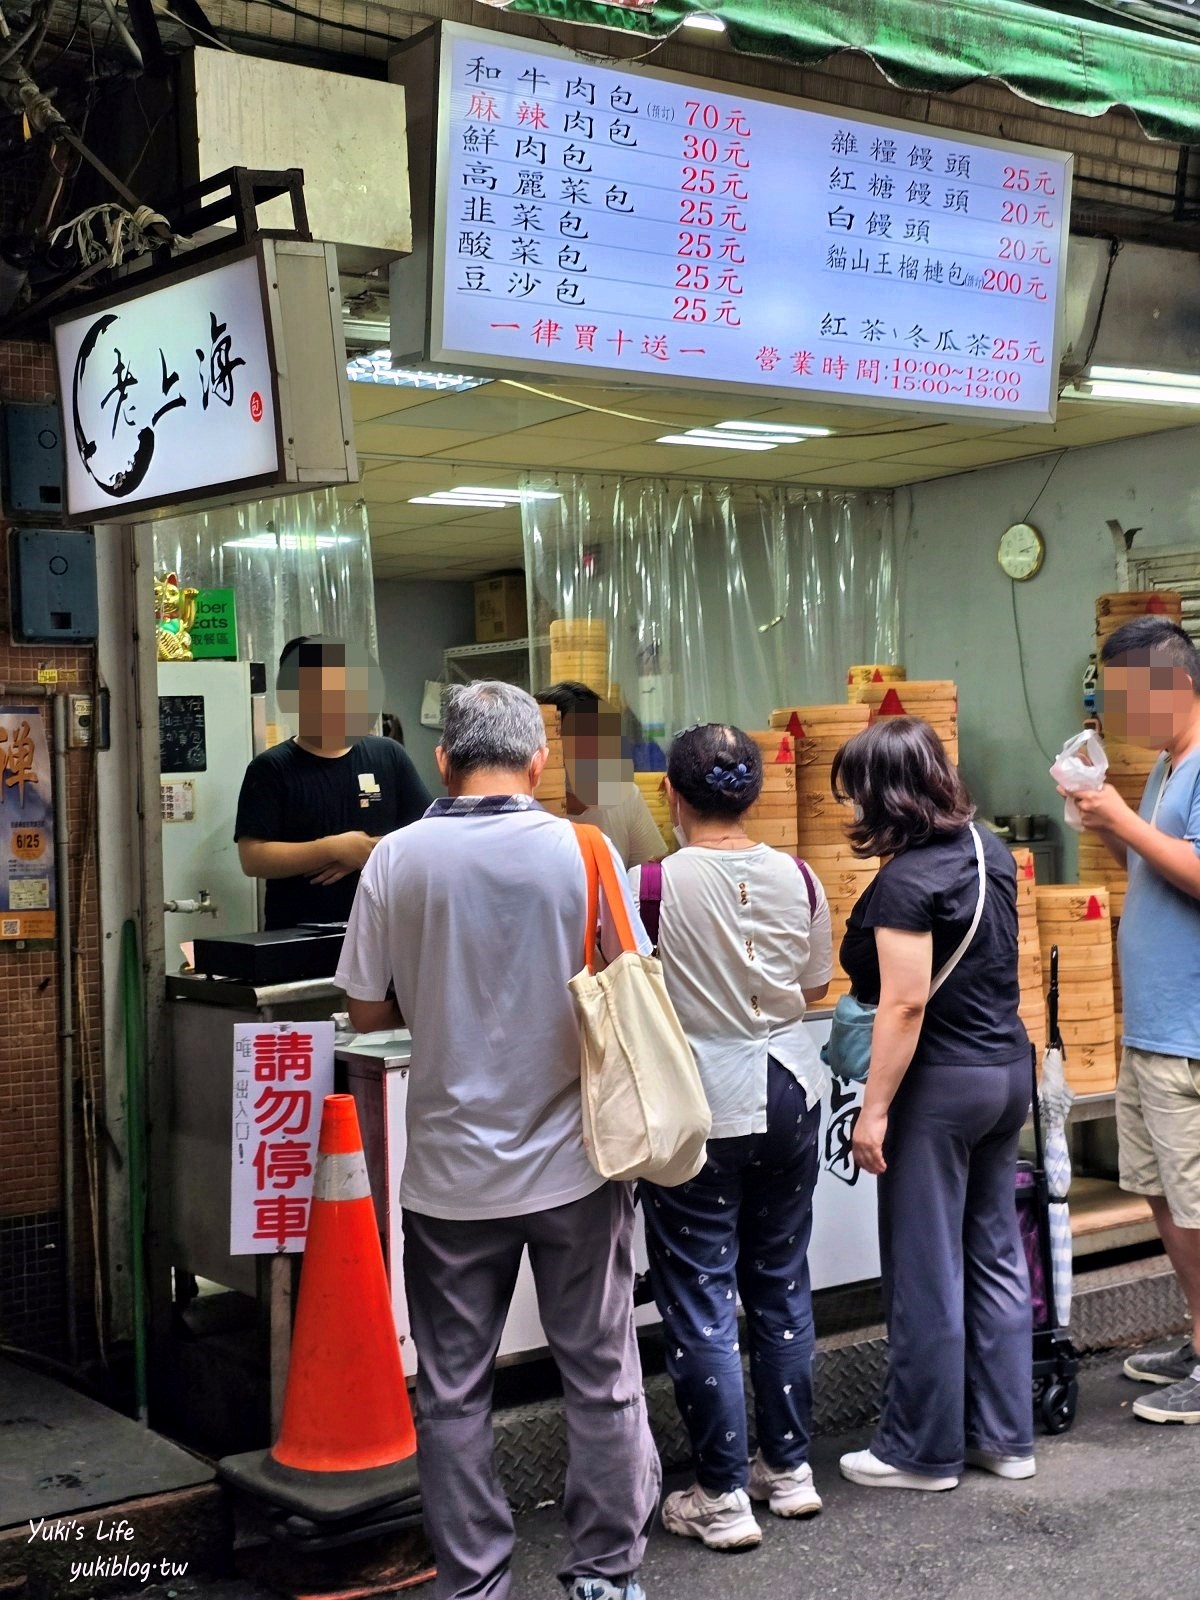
[743, 703, 878, 1003]
[1079, 590, 1184, 1043]
[1011, 848, 1046, 1059]
[549, 618, 610, 698]
[741, 674, 960, 1001]
[537, 704, 568, 817]
[1035, 885, 1118, 1093]
[633, 772, 674, 855]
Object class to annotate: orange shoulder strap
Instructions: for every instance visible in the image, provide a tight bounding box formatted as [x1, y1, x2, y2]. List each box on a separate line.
[572, 823, 638, 971]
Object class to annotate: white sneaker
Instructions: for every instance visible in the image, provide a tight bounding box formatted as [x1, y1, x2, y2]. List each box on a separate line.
[747, 1452, 823, 1518]
[660, 1484, 762, 1550]
[838, 1448, 958, 1492]
[964, 1448, 1036, 1480]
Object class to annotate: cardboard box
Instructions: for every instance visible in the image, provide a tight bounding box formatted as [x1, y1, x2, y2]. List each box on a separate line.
[474, 575, 527, 643]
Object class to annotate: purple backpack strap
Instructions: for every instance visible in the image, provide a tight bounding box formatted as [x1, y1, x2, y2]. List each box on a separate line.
[638, 860, 663, 945]
[794, 857, 818, 917]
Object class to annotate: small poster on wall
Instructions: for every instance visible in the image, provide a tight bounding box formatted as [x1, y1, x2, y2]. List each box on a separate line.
[0, 705, 55, 942]
[230, 1021, 335, 1254]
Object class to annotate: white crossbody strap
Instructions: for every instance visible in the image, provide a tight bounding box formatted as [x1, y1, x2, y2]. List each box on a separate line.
[928, 824, 987, 1000]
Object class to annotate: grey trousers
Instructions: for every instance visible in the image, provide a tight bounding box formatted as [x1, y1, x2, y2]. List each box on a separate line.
[873, 1056, 1034, 1477]
[403, 1182, 661, 1600]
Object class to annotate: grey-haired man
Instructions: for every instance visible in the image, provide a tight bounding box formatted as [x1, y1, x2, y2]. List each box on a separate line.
[336, 681, 660, 1600]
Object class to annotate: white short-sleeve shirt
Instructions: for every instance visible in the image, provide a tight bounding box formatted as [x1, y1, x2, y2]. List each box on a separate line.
[632, 845, 834, 1138]
[336, 800, 650, 1221]
[577, 785, 664, 868]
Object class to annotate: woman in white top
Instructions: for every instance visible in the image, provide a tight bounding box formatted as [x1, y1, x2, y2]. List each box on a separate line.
[633, 723, 833, 1554]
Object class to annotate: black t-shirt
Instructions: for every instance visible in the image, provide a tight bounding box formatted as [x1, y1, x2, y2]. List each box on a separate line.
[235, 737, 432, 929]
[839, 825, 1028, 1067]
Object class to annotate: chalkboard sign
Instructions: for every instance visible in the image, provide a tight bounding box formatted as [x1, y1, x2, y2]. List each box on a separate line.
[159, 695, 207, 773]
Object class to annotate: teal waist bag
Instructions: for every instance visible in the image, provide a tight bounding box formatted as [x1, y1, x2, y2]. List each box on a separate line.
[820, 824, 987, 1085]
[820, 995, 877, 1083]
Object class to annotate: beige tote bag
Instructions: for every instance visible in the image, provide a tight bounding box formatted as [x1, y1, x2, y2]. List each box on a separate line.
[568, 824, 710, 1187]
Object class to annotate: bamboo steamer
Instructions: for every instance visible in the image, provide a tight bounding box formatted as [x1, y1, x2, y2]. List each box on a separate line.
[860, 679, 956, 705]
[847, 665, 907, 703]
[1035, 885, 1112, 928]
[769, 704, 870, 736]
[847, 664, 907, 687]
[798, 846, 879, 870]
[747, 798, 800, 820]
[793, 733, 855, 767]
[549, 618, 608, 641]
[1095, 591, 1183, 633]
[745, 820, 801, 848]
[759, 767, 798, 795]
[747, 730, 799, 764]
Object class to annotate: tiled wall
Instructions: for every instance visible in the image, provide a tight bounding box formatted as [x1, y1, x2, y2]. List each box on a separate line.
[0, 340, 104, 1359]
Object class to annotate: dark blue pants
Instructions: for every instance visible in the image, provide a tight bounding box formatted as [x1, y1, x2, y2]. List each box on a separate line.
[641, 1059, 821, 1494]
[874, 1056, 1034, 1477]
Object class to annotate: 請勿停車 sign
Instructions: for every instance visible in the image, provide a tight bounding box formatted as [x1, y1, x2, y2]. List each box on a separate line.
[231, 1021, 335, 1254]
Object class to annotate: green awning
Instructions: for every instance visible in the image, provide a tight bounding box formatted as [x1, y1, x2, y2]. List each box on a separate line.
[503, 0, 1200, 144]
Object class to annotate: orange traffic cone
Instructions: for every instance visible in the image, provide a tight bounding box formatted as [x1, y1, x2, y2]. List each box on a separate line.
[220, 1095, 421, 1524]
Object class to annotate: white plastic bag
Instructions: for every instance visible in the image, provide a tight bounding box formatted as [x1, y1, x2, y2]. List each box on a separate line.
[1050, 730, 1108, 832]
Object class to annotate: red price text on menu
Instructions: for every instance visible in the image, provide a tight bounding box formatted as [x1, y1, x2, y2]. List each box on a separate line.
[435, 33, 1070, 416]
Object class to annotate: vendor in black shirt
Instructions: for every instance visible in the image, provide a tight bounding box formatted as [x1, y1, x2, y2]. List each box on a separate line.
[235, 636, 432, 930]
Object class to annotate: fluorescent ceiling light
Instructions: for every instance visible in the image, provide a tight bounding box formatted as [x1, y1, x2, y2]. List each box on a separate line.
[409, 495, 512, 508]
[224, 534, 355, 550]
[682, 13, 727, 30]
[346, 349, 489, 392]
[714, 420, 833, 438]
[1065, 374, 1200, 407]
[1087, 365, 1200, 390]
[408, 487, 563, 508]
[657, 433, 776, 451]
[456, 487, 562, 501]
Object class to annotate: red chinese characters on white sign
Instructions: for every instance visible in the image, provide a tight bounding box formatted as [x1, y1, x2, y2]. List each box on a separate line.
[231, 1021, 334, 1254]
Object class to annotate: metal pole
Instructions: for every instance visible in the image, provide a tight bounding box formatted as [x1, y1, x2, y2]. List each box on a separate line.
[52, 692, 77, 1365]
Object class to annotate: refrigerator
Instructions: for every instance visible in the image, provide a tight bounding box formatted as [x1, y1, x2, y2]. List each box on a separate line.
[158, 660, 266, 963]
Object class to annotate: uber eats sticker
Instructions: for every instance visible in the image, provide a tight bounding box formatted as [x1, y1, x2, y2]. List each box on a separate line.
[190, 588, 238, 660]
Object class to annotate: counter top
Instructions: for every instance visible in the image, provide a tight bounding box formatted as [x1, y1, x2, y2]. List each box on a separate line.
[336, 1031, 414, 1069]
[166, 972, 344, 1009]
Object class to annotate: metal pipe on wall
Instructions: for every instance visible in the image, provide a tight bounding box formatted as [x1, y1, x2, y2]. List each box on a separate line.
[51, 692, 77, 1365]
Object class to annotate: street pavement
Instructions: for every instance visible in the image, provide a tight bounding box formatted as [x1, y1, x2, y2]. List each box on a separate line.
[116, 1355, 1200, 1600]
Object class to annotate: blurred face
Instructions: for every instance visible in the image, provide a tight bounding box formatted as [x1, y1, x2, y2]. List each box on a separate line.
[279, 642, 382, 749]
[1100, 653, 1198, 750]
[563, 699, 630, 806]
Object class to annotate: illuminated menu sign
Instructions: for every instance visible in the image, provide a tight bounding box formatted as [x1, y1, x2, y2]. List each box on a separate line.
[413, 24, 1072, 422]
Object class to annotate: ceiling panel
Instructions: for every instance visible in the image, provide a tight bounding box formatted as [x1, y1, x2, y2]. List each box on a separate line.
[349, 378, 1200, 578]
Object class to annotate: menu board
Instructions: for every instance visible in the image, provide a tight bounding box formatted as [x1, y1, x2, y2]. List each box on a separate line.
[420, 24, 1072, 422]
[159, 695, 207, 774]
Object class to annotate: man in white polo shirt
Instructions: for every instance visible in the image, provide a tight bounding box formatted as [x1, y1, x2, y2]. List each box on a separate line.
[336, 681, 659, 1600]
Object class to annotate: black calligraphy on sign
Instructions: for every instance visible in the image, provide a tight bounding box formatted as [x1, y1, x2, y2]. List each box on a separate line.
[197, 313, 246, 411]
[824, 1078, 862, 1186]
[71, 303, 251, 501]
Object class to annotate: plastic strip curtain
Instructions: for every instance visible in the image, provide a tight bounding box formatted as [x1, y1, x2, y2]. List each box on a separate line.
[522, 475, 899, 747]
[150, 489, 378, 722]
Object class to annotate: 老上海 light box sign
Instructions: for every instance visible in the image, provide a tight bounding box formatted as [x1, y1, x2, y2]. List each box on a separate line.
[52, 240, 357, 523]
[392, 23, 1073, 423]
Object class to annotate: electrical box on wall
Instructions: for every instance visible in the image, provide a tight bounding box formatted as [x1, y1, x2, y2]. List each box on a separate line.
[9, 529, 99, 644]
[0, 403, 65, 517]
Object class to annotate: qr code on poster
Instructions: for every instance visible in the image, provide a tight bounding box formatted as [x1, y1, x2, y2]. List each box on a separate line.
[2, 920, 20, 937]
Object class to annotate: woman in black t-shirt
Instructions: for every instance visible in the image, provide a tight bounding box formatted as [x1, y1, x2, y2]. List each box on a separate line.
[830, 718, 1034, 1493]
